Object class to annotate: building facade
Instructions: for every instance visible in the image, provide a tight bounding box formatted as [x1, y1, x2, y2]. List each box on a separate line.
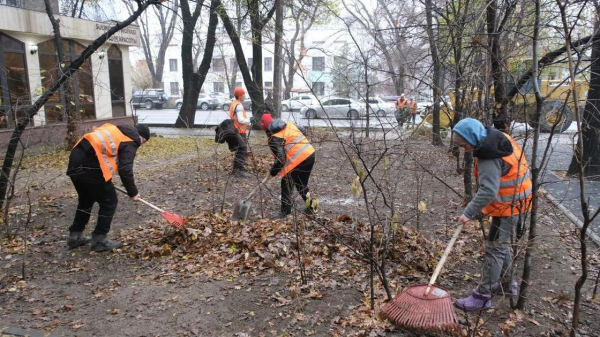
[0, 0, 139, 130]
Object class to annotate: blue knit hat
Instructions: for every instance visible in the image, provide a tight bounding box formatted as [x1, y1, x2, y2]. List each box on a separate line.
[453, 118, 487, 148]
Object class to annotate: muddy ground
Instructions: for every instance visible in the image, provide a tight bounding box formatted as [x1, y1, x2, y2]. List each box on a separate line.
[1, 129, 599, 336]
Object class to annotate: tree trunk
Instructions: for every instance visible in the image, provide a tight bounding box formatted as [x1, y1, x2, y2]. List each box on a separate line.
[272, 0, 284, 118]
[425, 0, 443, 146]
[567, 19, 600, 178]
[175, 0, 218, 128]
[487, 0, 508, 132]
[0, 0, 151, 210]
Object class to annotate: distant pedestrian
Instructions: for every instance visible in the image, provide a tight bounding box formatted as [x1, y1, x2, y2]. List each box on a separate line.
[228, 87, 253, 177]
[265, 92, 275, 113]
[407, 96, 418, 129]
[395, 94, 408, 128]
[66, 123, 150, 252]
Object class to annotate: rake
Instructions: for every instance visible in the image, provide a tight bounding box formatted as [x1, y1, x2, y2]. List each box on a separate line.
[232, 175, 270, 221]
[114, 186, 185, 230]
[381, 223, 464, 333]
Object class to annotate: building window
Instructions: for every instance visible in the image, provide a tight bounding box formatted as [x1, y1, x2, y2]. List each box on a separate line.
[214, 82, 224, 93]
[265, 81, 273, 88]
[170, 82, 179, 96]
[313, 82, 325, 96]
[0, 0, 22, 7]
[264, 57, 272, 71]
[313, 57, 325, 71]
[0, 33, 29, 128]
[230, 58, 237, 71]
[38, 39, 95, 123]
[213, 58, 225, 72]
[247, 58, 253, 69]
[235, 82, 242, 88]
[108, 46, 125, 117]
[169, 59, 177, 72]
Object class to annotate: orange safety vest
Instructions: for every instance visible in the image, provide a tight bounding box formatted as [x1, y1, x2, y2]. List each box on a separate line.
[270, 122, 315, 177]
[408, 101, 417, 114]
[474, 133, 532, 217]
[229, 100, 248, 134]
[73, 123, 134, 182]
[397, 98, 407, 109]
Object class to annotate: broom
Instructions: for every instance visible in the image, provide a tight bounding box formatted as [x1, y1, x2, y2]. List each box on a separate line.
[382, 223, 464, 333]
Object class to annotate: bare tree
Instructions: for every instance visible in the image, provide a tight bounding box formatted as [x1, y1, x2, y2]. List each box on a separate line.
[424, 0, 443, 146]
[123, 0, 179, 88]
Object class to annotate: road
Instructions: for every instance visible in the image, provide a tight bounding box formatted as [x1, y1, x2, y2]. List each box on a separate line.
[132, 107, 419, 129]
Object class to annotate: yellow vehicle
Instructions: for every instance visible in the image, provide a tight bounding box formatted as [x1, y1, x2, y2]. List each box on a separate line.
[422, 60, 589, 133]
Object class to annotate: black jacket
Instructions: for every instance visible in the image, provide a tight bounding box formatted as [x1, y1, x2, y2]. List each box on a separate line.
[473, 127, 513, 160]
[266, 119, 308, 176]
[67, 125, 141, 196]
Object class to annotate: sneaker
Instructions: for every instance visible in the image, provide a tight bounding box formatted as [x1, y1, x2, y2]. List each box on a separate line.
[91, 234, 122, 252]
[231, 169, 251, 178]
[270, 212, 290, 220]
[67, 232, 91, 249]
[454, 289, 492, 312]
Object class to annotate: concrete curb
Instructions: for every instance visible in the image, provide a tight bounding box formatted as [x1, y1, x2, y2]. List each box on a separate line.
[544, 189, 600, 247]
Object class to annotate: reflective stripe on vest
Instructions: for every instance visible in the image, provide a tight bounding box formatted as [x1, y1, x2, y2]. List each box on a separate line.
[229, 100, 248, 134]
[74, 123, 134, 182]
[271, 122, 315, 177]
[474, 133, 532, 217]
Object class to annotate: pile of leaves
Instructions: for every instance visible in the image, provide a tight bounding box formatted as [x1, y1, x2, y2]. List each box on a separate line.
[215, 153, 273, 175]
[118, 211, 450, 285]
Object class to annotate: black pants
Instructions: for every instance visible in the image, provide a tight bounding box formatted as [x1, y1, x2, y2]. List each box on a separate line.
[281, 153, 315, 214]
[69, 178, 118, 235]
[226, 132, 247, 170]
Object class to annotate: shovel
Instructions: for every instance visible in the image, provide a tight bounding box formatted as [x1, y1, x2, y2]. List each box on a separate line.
[114, 186, 185, 230]
[232, 175, 271, 221]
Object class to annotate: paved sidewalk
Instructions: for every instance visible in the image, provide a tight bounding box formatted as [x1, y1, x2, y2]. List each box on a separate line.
[521, 130, 600, 243]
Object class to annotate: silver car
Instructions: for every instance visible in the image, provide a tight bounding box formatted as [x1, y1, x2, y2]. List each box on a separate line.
[361, 97, 396, 117]
[301, 97, 366, 120]
[175, 94, 219, 111]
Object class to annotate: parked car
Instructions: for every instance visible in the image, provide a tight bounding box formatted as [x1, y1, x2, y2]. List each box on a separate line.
[132, 89, 168, 109]
[360, 97, 395, 116]
[300, 97, 366, 119]
[281, 95, 316, 112]
[175, 94, 220, 111]
[222, 98, 252, 111]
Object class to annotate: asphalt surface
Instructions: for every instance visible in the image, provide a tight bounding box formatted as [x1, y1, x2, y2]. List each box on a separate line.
[136, 108, 598, 242]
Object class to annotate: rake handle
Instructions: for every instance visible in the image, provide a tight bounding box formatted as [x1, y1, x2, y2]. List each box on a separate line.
[114, 185, 166, 213]
[425, 222, 464, 296]
[244, 175, 271, 201]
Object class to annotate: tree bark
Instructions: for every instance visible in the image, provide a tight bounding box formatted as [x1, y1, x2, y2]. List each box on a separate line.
[272, 0, 284, 118]
[175, 0, 218, 128]
[0, 0, 151, 210]
[567, 19, 600, 178]
[425, 0, 443, 146]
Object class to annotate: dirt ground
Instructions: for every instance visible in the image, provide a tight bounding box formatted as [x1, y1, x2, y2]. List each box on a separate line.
[1, 130, 599, 336]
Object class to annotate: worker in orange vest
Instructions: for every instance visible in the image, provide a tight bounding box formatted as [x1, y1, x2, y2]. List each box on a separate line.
[395, 94, 408, 128]
[228, 87, 253, 178]
[407, 96, 418, 129]
[66, 123, 151, 252]
[452, 118, 532, 312]
[260, 113, 316, 219]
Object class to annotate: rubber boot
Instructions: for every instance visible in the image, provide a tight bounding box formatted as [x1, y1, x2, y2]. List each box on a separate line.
[91, 234, 122, 252]
[302, 207, 316, 215]
[492, 281, 519, 296]
[231, 168, 251, 178]
[454, 289, 492, 312]
[67, 232, 91, 249]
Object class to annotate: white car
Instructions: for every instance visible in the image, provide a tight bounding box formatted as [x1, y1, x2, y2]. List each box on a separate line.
[300, 97, 366, 119]
[281, 95, 316, 111]
[360, 97, 396, 117]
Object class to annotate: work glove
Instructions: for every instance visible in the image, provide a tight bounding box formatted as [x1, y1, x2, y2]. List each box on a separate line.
[249, 116, 255, 124]
[269, 167, 279, 177]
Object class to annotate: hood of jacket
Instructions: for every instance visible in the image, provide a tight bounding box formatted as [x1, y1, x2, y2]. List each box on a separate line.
[267, 119, 287, 135]
[117, 125, 142, 146]
[473, 127, 513, 159]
